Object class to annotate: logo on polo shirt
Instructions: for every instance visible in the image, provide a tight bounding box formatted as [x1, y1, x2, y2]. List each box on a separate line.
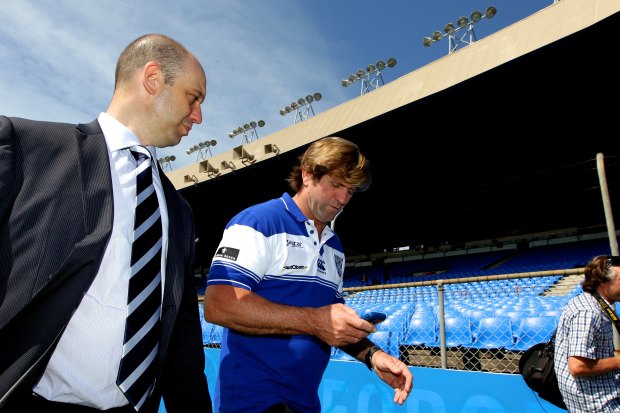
[286, 239, 303, 248]
[283, 264, 308, 270]
[215, 246, 240, 261]
[317, 258, 326, 274]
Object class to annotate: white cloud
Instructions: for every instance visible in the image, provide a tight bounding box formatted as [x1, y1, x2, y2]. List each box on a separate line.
[0, 0, 349, 169]
[0, 0, 551, 169]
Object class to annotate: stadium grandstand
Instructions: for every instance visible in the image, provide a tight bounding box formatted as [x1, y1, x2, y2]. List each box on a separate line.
[165, 1, 620, 412]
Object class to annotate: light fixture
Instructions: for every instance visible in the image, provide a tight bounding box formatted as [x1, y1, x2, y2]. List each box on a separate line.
[186, 139, 217, 161]
[456, 16, 469, 28]
[279, 92, 322, 124]
[341, 58, 397, 95]
[264, 143, 280, 155]
[199, 160, 221, 178]
[229, 120, 265, 144]
[220, 160, 236, 171]
[158, 155, 176, 172]
[233, 145, 256, 166]
[423, 6, 497, 54]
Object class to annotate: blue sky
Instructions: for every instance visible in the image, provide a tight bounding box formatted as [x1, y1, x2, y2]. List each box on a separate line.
[0, 0, 552, 170]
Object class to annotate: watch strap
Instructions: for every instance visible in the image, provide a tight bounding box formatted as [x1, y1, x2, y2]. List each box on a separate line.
[364, 346, 381, 370]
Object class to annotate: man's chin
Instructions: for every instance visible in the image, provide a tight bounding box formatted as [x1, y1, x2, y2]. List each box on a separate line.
[163, 135, 183, 148]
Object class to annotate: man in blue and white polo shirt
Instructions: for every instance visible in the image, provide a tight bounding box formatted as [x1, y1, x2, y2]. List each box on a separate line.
[204, 137, 413, 413]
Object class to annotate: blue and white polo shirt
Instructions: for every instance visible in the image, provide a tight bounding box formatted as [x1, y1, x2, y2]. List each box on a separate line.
[207, 192, 346, 413]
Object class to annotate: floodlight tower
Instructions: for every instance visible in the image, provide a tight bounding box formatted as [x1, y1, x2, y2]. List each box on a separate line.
[342, 58, 397, 96]
[423, 6, 497, 54]
[186, 139, 217, 162]
[228, 120, 265, 144]
[279, 92, 323, 124]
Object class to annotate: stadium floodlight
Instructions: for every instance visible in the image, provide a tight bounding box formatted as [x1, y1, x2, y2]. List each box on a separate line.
[423, 6, 497, 54]
[306, 93, 322, 103]
[279, 92, 323, 124]
[229, 120, 265, 144]
[158, 154, 176, 172]
[341, 58, 397, 95]
[186, 139, 217, 161]
[456, 16, 469, 28]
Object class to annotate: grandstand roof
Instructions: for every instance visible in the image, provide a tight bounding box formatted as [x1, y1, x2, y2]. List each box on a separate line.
[168, 0, 620, 265]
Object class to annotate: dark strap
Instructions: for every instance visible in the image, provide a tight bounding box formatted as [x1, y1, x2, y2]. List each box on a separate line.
[590, 291, 620, 333]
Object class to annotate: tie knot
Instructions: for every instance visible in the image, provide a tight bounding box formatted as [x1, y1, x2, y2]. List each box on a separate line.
[130, 148, 150, 166]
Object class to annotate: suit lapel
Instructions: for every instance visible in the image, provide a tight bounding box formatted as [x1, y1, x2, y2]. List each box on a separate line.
[75, 120, 114, 236]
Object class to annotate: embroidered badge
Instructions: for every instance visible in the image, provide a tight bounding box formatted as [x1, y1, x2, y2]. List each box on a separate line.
[334, 255, 343, 278]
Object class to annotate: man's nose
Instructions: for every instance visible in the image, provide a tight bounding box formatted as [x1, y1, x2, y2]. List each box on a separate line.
[190, 105, 203, 124]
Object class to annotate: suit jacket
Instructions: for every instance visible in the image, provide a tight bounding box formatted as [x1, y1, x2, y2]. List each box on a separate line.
[0, 116, 211, 412]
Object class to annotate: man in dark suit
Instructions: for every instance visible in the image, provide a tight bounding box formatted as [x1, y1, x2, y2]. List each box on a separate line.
[0, 34, 212, 412]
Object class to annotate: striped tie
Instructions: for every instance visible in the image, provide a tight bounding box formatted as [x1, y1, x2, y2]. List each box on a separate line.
[117, 147, 162, 411]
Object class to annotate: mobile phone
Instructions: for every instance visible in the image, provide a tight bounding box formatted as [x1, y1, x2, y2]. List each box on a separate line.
[360, 310, 387, 324]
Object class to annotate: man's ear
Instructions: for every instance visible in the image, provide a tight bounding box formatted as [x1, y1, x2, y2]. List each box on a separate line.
[142, 61, 162, 96]
[301, 169, 313, 187]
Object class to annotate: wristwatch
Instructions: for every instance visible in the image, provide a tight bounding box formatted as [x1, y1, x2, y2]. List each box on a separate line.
[364, 346, 381, 370]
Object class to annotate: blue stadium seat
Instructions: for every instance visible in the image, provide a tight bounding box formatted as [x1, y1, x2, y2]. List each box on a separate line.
[330, 347, 357, 361]
[506, 316, 557, 351]
[469, 316, 515, 350]
[438, 316, 474, 348]
[201, 323, 214, 345]
[466, 309, 495, 328]
[401, 317, 436, 347]
[370, 330, 399, 359]
[504, 309, 535, 326]
[205, 324, 224, 346]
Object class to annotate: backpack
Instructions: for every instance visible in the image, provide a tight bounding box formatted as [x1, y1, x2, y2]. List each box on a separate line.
[518, 333, 567, 410]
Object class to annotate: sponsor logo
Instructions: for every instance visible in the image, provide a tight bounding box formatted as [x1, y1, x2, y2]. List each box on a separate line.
[215, 246, 240, 261]
[334, 255, 343, 278]
[286, 239, 303, 248]
[317, 258, 326, 273]
[283, 264, 308, 270]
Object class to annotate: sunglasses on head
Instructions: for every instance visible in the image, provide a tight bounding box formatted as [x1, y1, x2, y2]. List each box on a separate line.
[605, 256, 620, 269]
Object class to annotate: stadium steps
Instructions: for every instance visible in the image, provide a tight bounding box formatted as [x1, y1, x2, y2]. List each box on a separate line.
[544, 273, 583, 296]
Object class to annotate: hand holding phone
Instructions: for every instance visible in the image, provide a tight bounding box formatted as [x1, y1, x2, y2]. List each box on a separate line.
[359, 310, 387, 324]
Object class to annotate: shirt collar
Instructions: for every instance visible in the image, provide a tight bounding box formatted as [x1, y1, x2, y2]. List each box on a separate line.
[98, 112, 157, 158]
[280, 192, 335, 237]
[281, 192, 306, 223]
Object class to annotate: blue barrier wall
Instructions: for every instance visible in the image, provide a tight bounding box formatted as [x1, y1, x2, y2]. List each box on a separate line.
[160, 348, 565, 412]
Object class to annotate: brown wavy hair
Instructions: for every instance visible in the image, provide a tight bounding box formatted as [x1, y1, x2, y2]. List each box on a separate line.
[581, 255, 617, 293]
[287, 137, 371, 193]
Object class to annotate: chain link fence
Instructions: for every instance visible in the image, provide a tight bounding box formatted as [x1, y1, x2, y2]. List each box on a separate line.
[198, 270, 583, 375]
[342, 270, 583, 373]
